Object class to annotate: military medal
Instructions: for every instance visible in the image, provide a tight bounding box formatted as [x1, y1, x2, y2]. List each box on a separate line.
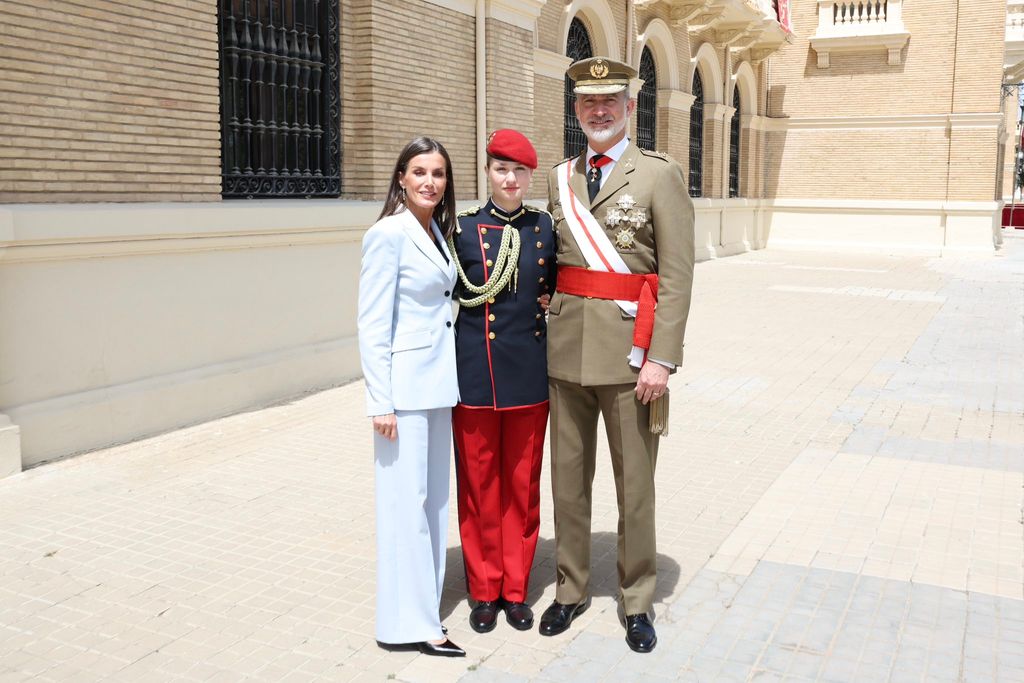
[605, 194, 646, 250]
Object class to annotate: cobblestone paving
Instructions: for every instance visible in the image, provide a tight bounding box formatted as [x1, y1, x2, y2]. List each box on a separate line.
[1, 235, 1022, 682]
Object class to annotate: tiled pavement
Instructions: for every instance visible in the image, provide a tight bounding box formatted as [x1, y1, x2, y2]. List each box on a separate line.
[1, 233, 1022, 682]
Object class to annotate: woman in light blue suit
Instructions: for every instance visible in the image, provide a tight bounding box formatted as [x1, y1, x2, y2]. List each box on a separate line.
[357, 137, 465, 657]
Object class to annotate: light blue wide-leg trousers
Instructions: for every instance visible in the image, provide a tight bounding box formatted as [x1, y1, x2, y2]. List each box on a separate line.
[374, 407, 451, 644]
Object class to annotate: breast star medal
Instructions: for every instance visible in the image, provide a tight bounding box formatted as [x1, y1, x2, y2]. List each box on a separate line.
[605, 194, 646, 250]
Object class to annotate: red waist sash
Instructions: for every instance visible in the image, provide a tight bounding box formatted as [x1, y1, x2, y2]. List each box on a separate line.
[555, 266, 658, 350]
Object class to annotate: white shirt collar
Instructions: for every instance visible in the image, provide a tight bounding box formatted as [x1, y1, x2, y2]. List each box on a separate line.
[586, 136, 630, 165]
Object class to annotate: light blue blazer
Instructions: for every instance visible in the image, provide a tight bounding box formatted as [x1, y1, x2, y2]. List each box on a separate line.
[358, 209, 459, 416]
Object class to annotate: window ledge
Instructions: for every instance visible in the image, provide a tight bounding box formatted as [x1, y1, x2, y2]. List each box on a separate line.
[809, 29, 909, 68]
[809, 1, 909, 68]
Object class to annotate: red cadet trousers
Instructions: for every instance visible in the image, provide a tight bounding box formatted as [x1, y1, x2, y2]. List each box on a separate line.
[453, 402, 548, 603]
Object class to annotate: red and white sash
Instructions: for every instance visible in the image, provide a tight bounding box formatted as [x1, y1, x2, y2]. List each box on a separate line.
[555, 157, 645, 368]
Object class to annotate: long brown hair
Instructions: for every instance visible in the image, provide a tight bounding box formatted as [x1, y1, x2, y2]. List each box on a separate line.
[379, 137, 457, 238]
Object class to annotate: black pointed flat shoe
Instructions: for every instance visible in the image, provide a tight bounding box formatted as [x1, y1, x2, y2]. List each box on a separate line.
[538, 598, 590, 636]
[416, 639, 466, 657]
[624, 613, 657, 653]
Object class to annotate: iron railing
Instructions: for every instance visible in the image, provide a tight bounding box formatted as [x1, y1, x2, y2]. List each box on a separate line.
[729, 86, 740, 198]
[637, 47, 657, 151]
[563, 17, 593, 159]
[219, 0, 341, 198]
[689, 71, 704, 197]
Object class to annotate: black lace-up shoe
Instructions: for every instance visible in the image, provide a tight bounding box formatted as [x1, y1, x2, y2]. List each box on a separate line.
[469, 600, 499, 633]
[500, 599, 534, 630]
[538, 598, 590, 636]
[624, 613, 657, 653]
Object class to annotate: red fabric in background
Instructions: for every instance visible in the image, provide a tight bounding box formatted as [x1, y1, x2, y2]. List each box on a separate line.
[1002, 205, 1024, 229]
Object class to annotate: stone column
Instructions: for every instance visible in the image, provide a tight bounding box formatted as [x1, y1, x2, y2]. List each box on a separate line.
[704, 102, 733, 198]
[657, 89, 696, 167]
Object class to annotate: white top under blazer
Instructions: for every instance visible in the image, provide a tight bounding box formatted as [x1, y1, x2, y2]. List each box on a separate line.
[357, 209, 459, 416]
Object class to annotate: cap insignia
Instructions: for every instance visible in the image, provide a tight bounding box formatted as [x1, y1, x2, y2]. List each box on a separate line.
[590, 59, 609, 79]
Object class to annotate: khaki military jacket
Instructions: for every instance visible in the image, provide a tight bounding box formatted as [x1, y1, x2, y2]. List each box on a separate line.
[546, 142, 695, 386]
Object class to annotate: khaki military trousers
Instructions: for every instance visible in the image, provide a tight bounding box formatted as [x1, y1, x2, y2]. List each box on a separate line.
[548, 377, 660, 615]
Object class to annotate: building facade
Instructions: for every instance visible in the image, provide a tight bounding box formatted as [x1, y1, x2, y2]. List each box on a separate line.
[0, 0, 1008, 473]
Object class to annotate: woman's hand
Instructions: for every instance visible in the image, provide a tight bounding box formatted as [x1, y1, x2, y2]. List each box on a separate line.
[538, 293, 551, 312]
[372, 414, 398, 441]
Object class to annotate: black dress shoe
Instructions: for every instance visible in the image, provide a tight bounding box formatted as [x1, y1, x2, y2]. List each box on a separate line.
[538, 598, 590, 636]
[416, 639, 466, 657]
[624, 613, 657, 653]
[469, 600, 499, 633]
[500, 599, 534, 630]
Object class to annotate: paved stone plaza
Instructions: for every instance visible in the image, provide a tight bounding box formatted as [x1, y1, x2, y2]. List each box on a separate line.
[1, 235, 1022, 682]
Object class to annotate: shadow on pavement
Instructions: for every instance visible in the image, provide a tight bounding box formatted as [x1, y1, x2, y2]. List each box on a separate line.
[440, 532, 682, 621]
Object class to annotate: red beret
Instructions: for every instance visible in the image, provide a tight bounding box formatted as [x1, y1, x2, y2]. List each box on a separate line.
[486, 129, 538, 170]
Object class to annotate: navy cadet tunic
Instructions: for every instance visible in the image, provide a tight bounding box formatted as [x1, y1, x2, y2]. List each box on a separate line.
[453, 199, 558, 409]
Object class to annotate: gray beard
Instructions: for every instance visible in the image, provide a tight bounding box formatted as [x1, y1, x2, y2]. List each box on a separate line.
[582, 117, 629, 144]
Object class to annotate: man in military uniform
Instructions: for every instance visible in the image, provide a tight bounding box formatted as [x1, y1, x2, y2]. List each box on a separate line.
[449, 130, 558, 634]
[538, 57, 695, 653]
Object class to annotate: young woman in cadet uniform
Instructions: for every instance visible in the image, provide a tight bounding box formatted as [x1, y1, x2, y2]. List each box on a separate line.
[448, 129, 557, 634]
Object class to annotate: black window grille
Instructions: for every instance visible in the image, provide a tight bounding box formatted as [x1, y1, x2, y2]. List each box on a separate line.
[688, 70, 704, 197]
[729, 86, 741, 198]
[637, 47, 657, 151]
[219, 0, 341, 198]
[564, 18, 593, 159]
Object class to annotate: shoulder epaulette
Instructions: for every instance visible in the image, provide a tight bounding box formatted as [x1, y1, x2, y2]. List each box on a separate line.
[639, 148, 672, 162]
[524, 205, 553, 221]
[457, 206, 480, 217]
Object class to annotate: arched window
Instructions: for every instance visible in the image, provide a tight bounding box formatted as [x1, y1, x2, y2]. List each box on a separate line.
[637, 46, 657, 151]
[564, 18, 593, 158]
[729, 85, 741, 198]
[688, 69, 704, 198]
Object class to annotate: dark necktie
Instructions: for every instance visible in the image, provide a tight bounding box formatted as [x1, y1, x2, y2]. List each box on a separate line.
[587, 154, 612, 203]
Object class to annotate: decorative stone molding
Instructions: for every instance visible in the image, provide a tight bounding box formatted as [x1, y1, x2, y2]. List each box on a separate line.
[535, 48, 572, 80]
[422, 0, 476, 15]
[691, 41, 725, 103]
[560, 0, 621, 60]
[705, 102, 735, 121]
[1006, 2, 1024, 79]
[487, 0, 546, 31]
[809, 0, 910, 68]
[761, 112, 1004, 131]
[715, 24, 751, 46]
[732, 60, 758, 113]
[636, 17, 681, 90]
[742, 113, 768, 130]
[658, 88, 697, 112]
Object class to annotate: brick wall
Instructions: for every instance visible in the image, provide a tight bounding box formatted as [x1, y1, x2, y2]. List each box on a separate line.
[340, 0, 476, 200]
[485, 19, 534, 139]
[533, 75, 565, 179]
[0, 0, 221, 203]
[764, 0, 1005, 202]
[765, 128, 950, 201]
